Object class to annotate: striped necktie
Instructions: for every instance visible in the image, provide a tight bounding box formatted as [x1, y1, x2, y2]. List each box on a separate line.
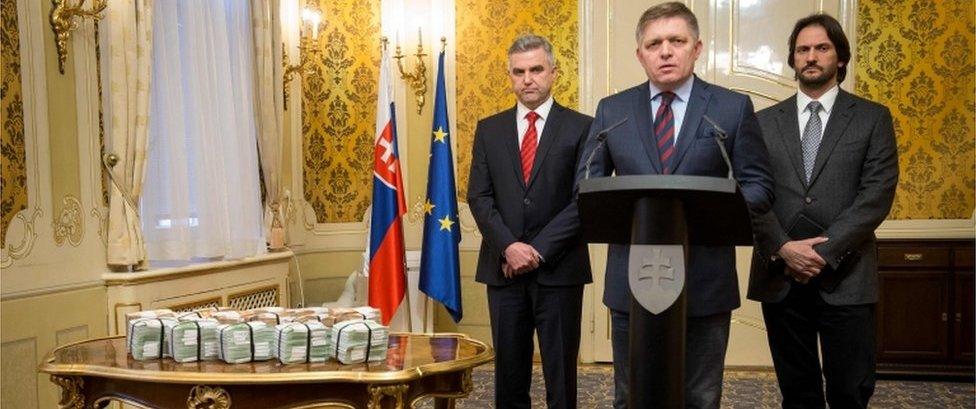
[654, 92, 677, 174]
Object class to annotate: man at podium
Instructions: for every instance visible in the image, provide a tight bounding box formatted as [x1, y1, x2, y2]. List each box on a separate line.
[578, 2, 774, 408]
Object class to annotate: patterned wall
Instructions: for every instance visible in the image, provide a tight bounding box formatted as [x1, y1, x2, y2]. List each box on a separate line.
[855, 0, 975, 219]
[302, 0, 381, 223]
[1, 0, 27, 247]
[454, 0, 580, 199]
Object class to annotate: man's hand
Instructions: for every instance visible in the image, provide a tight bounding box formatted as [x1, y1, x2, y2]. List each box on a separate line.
[778, 236, 829, 280]
[504, 242, 541, 274]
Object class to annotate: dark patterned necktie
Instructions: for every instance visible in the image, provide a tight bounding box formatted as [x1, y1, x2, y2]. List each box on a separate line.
[802, 101, 823, 183]
[520, 111, 540, 184]
[654, 92, 677, 174]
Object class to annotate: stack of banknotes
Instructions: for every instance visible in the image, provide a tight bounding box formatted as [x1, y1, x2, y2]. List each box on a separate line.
[168, 317, 221, 363]
[274, 321, 331, 363]
[129, 317, 179, 360]
[217, 321, 276, 364]
[331, 319, 389, 364]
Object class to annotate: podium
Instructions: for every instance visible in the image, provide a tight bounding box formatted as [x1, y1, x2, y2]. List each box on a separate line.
[578, 174, 753, 408]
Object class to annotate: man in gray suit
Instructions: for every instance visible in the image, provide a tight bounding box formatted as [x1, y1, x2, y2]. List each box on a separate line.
[748, 14, 898, 409]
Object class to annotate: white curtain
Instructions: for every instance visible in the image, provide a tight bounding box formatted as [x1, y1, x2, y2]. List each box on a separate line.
[101, 0, 154, 269]
[141, 0, 265, 261]
[250, 0, 285, 241]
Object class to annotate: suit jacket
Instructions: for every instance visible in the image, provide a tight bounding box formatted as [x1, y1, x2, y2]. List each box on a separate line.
[747, 89, 898, 306]
[580, 76, 774, 317]
[468, 101, 593, 286]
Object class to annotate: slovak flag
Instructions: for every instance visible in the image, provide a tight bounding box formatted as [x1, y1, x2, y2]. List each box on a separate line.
[367, 44, 407, 325]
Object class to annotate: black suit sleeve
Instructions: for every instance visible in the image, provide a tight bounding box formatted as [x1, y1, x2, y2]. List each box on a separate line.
[467, 120, 518, 254]
[529, 116, 592, 263]
[815, 107, 898, 269]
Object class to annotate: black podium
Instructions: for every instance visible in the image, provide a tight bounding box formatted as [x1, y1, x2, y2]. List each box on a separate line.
[578, 174, 754, 408]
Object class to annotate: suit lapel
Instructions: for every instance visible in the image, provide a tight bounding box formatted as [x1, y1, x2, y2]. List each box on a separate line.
[774, 96, 807, 187]
[808, 90, 855, 186]
[670, 77, 709, 171]
[526, 102, 564, 190]
[503, 107, 526, 190]
[632, 83, 663, 174]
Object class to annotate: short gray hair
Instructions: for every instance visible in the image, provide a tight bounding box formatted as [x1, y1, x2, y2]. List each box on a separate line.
[507, 34, 556, 69]
[635, 2, 700, 44]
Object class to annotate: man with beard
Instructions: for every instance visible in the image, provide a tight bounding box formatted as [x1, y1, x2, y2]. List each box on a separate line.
[748, 14, 898, 409]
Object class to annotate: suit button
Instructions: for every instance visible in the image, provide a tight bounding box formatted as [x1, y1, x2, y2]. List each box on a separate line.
[523, 198, 531, 205]
[804, 197, 813, 204]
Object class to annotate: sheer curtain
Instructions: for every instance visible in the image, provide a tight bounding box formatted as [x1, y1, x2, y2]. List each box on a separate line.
[142, 0, 265, 261]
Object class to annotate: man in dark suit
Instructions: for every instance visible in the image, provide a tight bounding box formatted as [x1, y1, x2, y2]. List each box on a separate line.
[579, 3, 774, 408]
[467, 34, 592, 409]
[748, 14, 898, 409]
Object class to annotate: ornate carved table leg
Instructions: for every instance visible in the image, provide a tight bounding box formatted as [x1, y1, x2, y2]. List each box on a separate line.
[50, 375, 84, 409]
[187, 385, 232, 409]
[368, 384, 409, 409]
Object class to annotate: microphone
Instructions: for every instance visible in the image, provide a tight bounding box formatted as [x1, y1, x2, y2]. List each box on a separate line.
[702, 114, 733, 179]
[584, 116, 629, 179]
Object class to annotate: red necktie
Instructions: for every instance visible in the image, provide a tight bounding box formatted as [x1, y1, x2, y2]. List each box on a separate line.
[520, 111, 540, 184]
[654, 92, 676, 174]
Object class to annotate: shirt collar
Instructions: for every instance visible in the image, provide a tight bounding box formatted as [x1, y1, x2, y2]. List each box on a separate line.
[797, 84, 840, 114]
[517, 96, 555, 121]
[648, 75, 694, 103]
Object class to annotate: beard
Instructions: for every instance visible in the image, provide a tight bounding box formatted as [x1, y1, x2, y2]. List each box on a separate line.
[796, 63, 837, 87]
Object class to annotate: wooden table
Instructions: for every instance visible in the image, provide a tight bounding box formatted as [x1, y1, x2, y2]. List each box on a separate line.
[39, 333, 493, 409]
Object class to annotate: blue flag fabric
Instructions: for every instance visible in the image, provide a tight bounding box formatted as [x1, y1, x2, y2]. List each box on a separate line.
[419, 50, 463, 323]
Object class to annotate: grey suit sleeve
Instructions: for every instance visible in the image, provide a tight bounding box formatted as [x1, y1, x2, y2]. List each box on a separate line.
[815, 107, 899, 269]
[467, 121, 518, 253]
[753, 209, 792, 259]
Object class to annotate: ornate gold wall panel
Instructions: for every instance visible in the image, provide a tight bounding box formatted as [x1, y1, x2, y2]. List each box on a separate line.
[1, 0, 28, 247]
[454, 0, 580, 199]
[302, 0, 381, 223]
[855, 0, 975, 219]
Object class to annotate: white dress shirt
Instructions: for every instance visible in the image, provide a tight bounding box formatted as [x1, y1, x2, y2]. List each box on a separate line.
[796, 85, 840, 139]
[649, 76, 695, 143]
[516, 96, 554, 146]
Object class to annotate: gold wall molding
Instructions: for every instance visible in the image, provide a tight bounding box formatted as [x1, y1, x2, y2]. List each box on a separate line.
[855, 0, 975, 219]
[454, 0, 581, 200]
[52, 195, 83, 247]
[302, 0, 382, 224]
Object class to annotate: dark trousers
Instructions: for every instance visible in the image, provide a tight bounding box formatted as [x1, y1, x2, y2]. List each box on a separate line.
[610, 308, 731, 409]
[487, 280, 584, 409]
[761, 282, 876, 409]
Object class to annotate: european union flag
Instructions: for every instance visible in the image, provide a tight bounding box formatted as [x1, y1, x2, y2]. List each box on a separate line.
[419, 49, 463, 323]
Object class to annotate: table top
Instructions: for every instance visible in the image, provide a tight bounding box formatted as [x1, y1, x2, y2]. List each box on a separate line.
[39, 333, 493, 385]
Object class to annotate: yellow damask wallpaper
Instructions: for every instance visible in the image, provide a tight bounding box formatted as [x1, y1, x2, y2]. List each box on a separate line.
[855, 0, 975, 219]
[454, 0, 580, 199]
[1, 0, 27, 247]
[302, 0, 381, 223]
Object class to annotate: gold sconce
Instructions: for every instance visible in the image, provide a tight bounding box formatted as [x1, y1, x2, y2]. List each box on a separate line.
[50, 0, 108, 74]
[283, 7, 323, 109]
[394, 29, 428, 114]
